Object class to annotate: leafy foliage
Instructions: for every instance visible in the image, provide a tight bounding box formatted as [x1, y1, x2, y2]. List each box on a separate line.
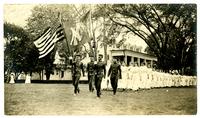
[4, 22, 38, 74]
[107, 4, 196, 74]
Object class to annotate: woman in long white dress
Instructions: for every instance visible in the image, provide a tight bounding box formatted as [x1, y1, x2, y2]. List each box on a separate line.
[129, 65, 136, 90]
[131, 63, 140, 91]
[150, 70, 155, 88]
[192, 76, 197, 86]
[25, 74, 31, 84]
[168, 73, 173, 87]
[155, 70, 161, 88]
[119, 64, 128, 90]
[139, 63, 148, 89]
[9, 73, 15, 84]
[101, 64, 111, 90]
[145, 67, 152, 89]
[127, 65, 133, 90]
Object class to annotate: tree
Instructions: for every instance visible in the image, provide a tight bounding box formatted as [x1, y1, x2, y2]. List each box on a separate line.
[91, 4, 122, 63]
[4, 22, 37, 79]
[25, 5, 77, 74]
[26, 5, 96, 61]
[107, 4, 196, 73]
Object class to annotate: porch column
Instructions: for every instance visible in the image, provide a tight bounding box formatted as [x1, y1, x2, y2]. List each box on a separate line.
[144, 59, 147, 66]
[131, 56, 134, 65]
[151, 60, 153, 68]
[124, 55, 127, 66]
[137, 58, 140, 66]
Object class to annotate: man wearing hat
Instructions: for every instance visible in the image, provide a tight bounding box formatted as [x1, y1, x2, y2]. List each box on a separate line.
[71, 54, 85, 96]
[108, 58, 122, 95]
[95, 54, 106, 98]
[87, 56, 95, 92]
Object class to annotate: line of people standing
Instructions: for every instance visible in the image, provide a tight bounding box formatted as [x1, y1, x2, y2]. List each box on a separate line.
[71, 54, 122, 98]
[102, 62, 197, 90]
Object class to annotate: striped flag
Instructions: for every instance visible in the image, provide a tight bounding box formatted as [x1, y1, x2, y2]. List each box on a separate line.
[34, 24, 65, 59]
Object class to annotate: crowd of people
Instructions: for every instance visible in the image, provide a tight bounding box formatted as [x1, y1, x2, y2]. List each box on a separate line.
[6, 54, 197, 98]
[101, 63, 197, 91]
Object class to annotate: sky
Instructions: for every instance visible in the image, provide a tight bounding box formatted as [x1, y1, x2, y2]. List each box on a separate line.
[4, 4, 36, 28]
[3, 4, 148, 50]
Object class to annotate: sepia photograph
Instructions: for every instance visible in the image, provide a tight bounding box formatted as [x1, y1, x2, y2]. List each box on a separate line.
[3, 3, 197, 115]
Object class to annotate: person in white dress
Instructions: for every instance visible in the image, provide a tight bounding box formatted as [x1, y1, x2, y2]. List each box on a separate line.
[149, 67, 154, 88]
[9, 72, 15, 84]
[18, 73, 22, 80]
[101, 64, 111, 90]
[167, 73, 173, 87]
[17, 72, 25, 80]
[25, 73, 31, 84]
[139, 63, 148, 89]
[193, 76, 197, 86]
[127, 63, 134, 90]
[119, 63, 128, 90]
[131, 63, 140, 91]
[155, 70, 162, 88]
[145, 65, 152, 89]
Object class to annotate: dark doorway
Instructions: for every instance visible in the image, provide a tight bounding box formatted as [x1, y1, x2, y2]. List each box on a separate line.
[127, 56, 132, 66]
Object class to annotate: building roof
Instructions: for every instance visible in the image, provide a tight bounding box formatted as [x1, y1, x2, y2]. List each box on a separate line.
[110, 49, 157, 61]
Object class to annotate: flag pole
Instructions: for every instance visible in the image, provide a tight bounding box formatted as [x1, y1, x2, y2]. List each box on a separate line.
[90, 5, 97, 61]
[58, 12, 72, 61]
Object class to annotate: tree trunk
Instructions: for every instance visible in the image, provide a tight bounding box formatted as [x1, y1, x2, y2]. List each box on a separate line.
[39, 71, 41, 80]
[103, 16, 107, 64]
[104, 43, 107, 64]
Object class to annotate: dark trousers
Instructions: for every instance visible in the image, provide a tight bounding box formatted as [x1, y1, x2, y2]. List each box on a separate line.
[95, 76, 103, 97]
[61, 71, 64, 78]
[110, 76, 118, 94]
[72, 74, 80, 94]
[46, 72, 50, 80]
[88, 75, 95, 92]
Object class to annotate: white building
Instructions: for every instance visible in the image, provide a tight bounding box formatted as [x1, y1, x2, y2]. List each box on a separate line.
[98, 43, 157, 67]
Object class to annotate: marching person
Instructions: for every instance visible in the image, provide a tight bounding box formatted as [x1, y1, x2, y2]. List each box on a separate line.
[108, 58, 122, 95]
[71, 54, 85, 96]
[87, 56, 95, 92]
[95, 54, 106, 98]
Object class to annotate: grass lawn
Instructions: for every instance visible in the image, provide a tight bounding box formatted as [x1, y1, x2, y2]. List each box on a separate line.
[4, 84, 197, 115]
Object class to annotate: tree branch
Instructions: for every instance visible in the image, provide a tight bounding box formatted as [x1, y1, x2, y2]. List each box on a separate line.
[110, 17, 159, 55]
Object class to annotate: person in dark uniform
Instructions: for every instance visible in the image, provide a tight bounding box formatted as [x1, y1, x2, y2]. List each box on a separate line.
[45, 63, 53, 80]
[108, 58, 122, 95]
[71, 54, 85, 96]
[87, 56, 95, 92]
[95, 54, 106, 98]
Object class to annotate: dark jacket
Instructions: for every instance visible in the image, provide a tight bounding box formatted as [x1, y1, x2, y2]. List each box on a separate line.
[108, 63, 122, 79]
[95, 61, 106, 78]
[72, 61, 85, 76]
[87, 62, 95, 76]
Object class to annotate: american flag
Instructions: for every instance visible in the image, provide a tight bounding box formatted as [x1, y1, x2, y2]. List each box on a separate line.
[34, 24, 65, 58]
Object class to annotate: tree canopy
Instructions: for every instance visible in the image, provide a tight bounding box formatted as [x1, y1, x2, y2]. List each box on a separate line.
[4, 22, 38, 74]
[4, 4, 197, 76]
[107, 4, 196, 74]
